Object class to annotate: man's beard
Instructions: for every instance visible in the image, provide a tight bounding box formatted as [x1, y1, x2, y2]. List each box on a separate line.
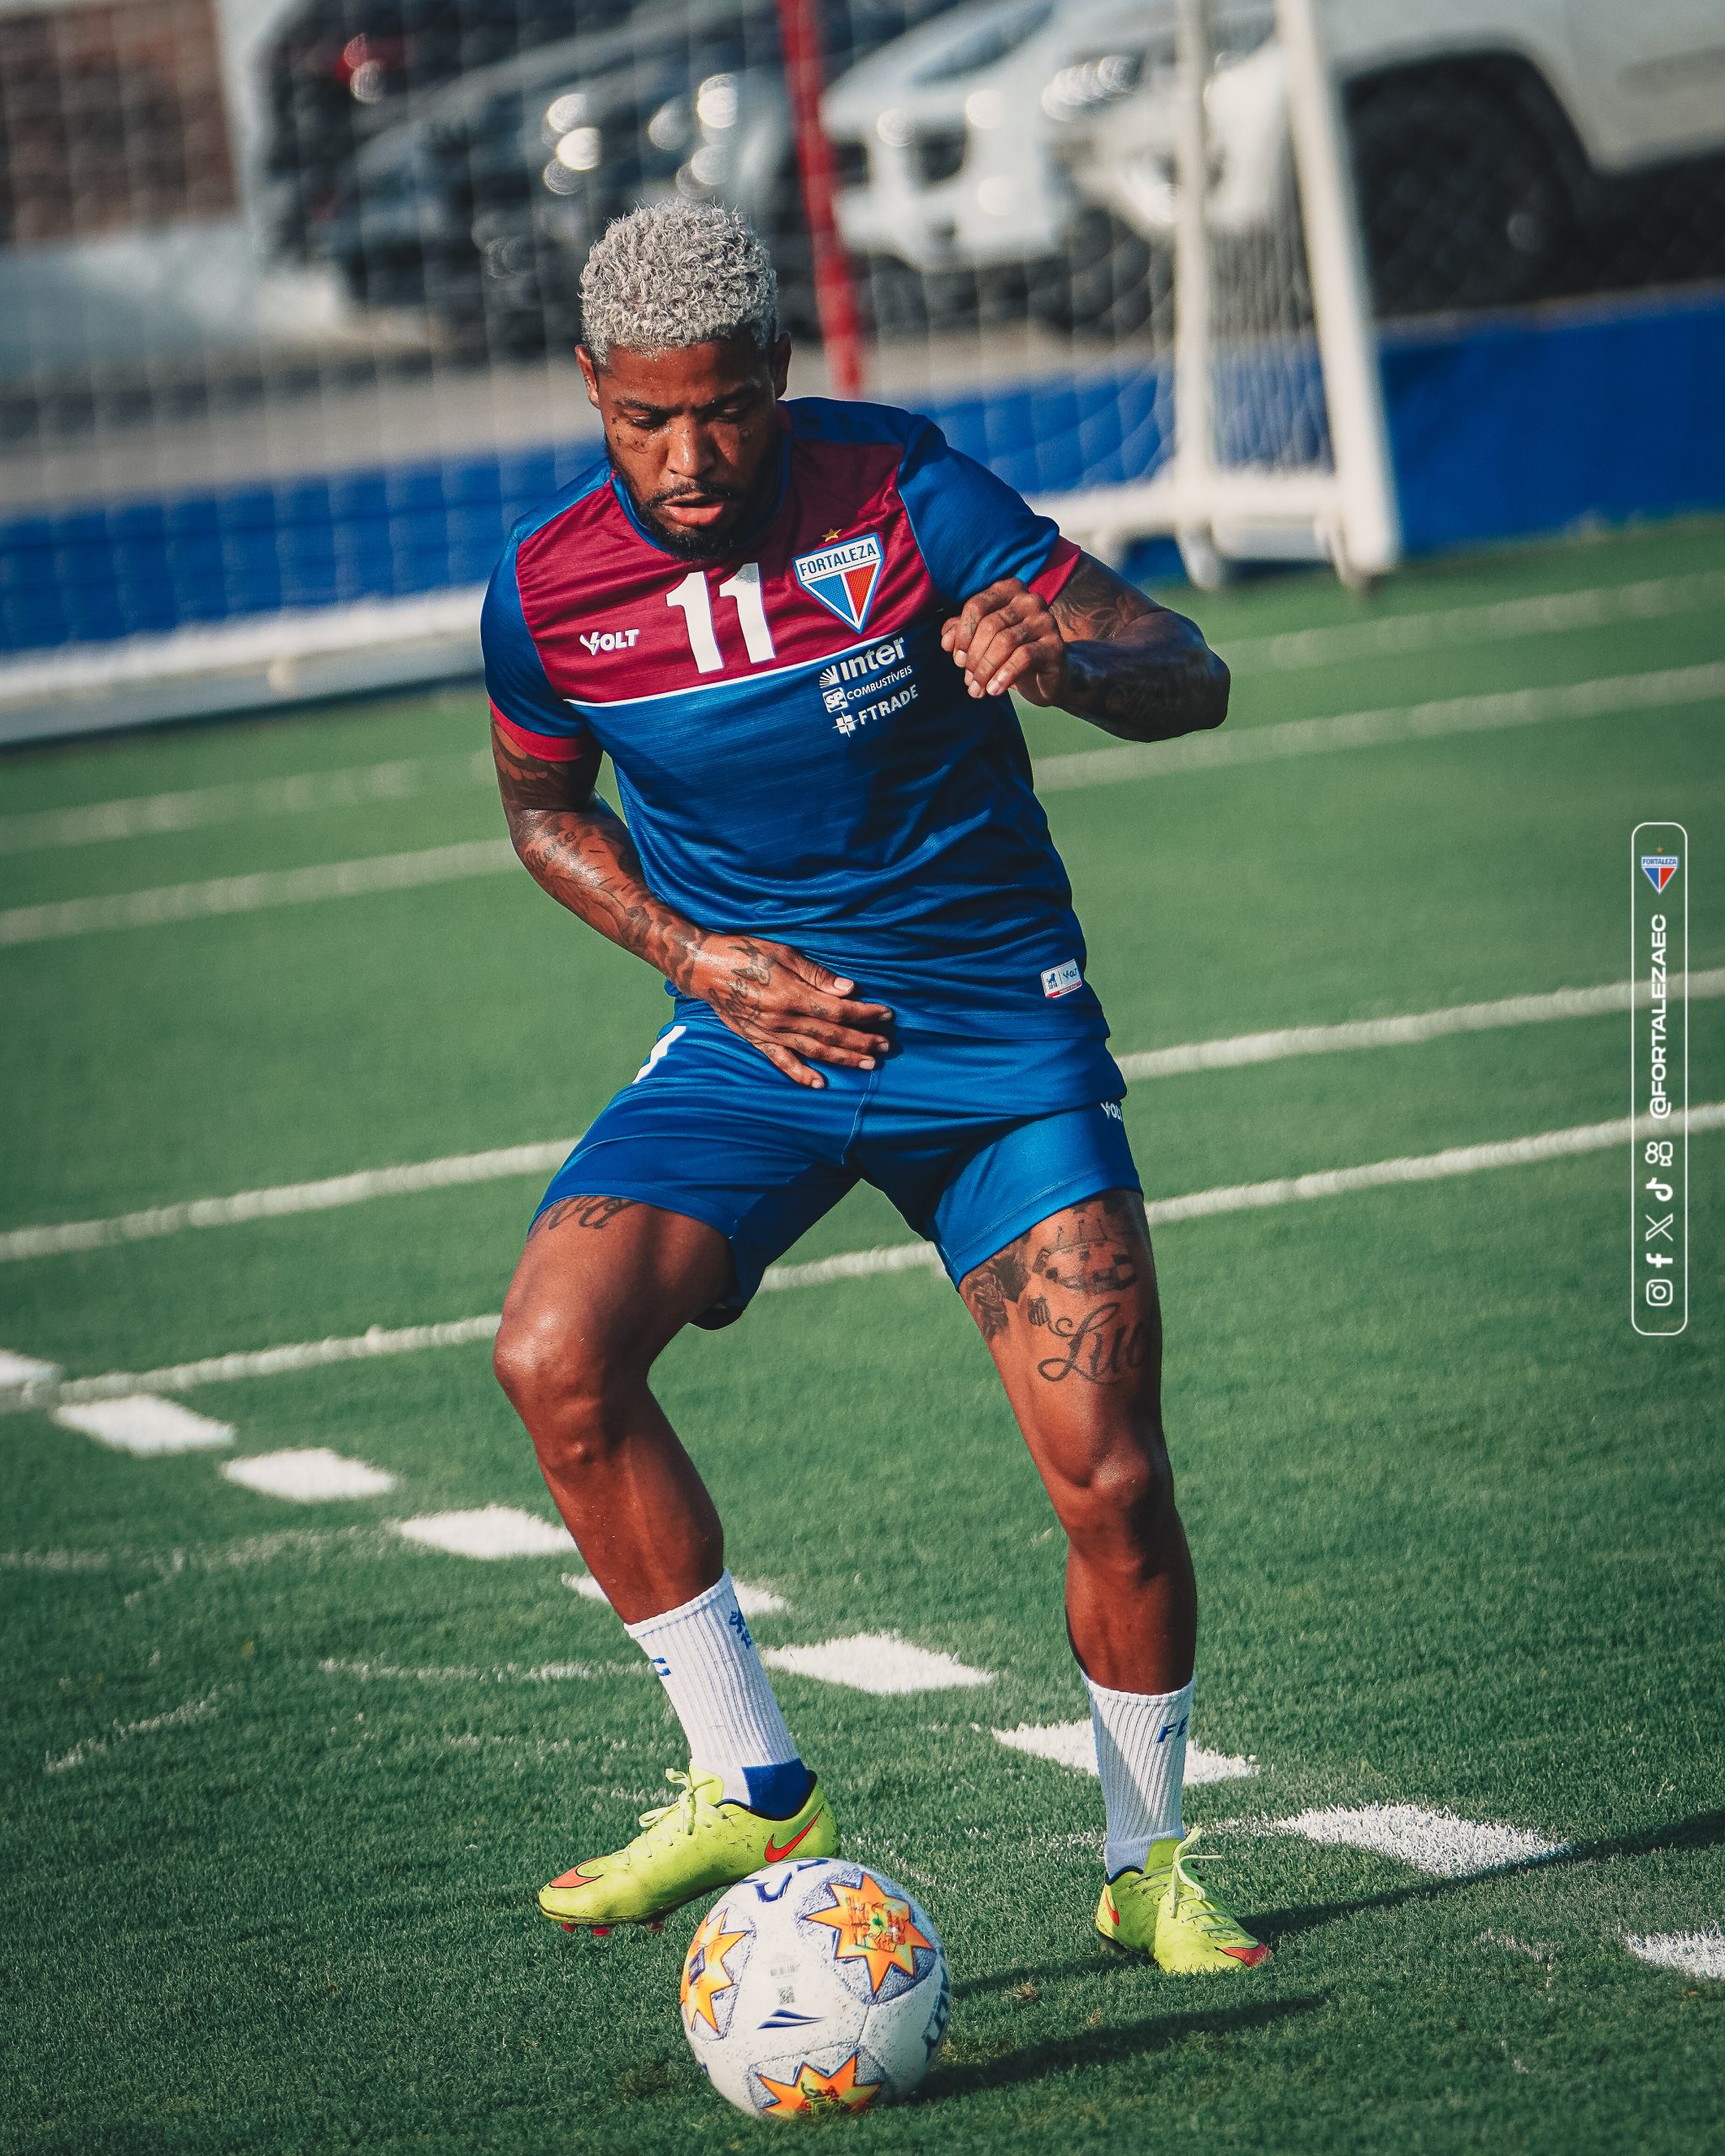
[618, 471, 765, 563]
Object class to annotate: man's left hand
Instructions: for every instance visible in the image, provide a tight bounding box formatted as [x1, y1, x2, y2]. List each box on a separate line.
[941, 577, 1067, 706]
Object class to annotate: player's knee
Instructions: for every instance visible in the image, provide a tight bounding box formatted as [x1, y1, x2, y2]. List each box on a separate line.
[1055, 1430, 1175, 1563]
[494, 1309, 631, 1439]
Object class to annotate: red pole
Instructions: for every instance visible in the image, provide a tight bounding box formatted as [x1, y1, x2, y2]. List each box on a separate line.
[775, 0, 867, 397]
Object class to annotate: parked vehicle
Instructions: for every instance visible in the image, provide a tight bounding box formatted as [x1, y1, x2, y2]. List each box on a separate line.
[259, 0, 643, 261]
[827, 0, 1725, 334]
[312, 0, 961, 352]
[821, 0, 1151, 322]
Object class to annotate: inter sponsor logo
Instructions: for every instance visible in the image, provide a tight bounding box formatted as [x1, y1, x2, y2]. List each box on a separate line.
[794, 533, 884, 632]
[819, 636, 905, 689]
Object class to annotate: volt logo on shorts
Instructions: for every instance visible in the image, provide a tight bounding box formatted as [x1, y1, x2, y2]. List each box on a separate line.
[793, 534, 883, 632]
[633, 1023, 686, 1082]
[1041, 960, 1083, 999]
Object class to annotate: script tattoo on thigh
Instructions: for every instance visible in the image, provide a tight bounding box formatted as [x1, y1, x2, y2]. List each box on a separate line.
[1033, 1300, 1151, 1385]
[531, 1194, 641, 1238]
[964, 1191, 1155, 1381]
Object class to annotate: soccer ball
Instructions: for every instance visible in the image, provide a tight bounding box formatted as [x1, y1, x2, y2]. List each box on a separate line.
[679, 1857, 950, 2116]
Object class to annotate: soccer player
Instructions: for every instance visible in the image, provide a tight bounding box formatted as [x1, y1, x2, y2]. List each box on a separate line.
[483, 201, 1265, 1972]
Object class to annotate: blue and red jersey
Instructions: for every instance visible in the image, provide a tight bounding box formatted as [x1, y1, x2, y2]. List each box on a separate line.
[482, 396, 1108, 1042]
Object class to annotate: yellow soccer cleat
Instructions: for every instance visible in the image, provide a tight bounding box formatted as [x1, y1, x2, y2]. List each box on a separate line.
[1096, 1825, 1270, 1972]
[538, 1765, 838, 1934]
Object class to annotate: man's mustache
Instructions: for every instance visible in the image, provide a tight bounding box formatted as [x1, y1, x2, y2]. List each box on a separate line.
[647, 483, 745, 509]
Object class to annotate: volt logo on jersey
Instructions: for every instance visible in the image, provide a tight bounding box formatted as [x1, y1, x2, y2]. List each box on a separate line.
[793, 534, 884, 632]
[1642, 854, 1680, 892]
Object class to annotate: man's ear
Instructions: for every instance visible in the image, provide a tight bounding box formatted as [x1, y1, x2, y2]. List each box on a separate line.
[576, 344, 602, 409]
[770, 334, 792, 398]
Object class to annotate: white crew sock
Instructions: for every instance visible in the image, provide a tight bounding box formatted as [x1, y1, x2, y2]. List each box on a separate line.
[622, 1570, 805, 1812]
[1085, 1673, 1193, 1878]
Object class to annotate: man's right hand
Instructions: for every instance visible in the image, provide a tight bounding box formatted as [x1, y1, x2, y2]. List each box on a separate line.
[686, 935, 893, 1089]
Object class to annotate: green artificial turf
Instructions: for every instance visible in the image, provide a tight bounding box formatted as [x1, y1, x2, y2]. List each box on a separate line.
[2, 519, 1722, 2154]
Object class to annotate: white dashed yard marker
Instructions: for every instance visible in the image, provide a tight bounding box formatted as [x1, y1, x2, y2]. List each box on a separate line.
[1268, 1805, 1567, 1876]
[762, 1633, 994, 1694]
[1623, 1929, 1725, 1981]
[1, 1348, 60, 1390]
[394, 1505, 569, 1559]
[993, 1718, 1258, 1784]
[52, 1395, 233, 1456]
[561, 1569, 788, 1617]
[222, 1448, 397, 1502]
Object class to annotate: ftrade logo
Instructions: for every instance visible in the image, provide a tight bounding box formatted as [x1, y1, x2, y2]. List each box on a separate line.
[1641, 852, 1680, 893]
[794, 534, 883, 632]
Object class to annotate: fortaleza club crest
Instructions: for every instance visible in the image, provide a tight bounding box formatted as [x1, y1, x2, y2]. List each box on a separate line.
[1641, 853, 1680, 893]
[793, 533, 883, 632]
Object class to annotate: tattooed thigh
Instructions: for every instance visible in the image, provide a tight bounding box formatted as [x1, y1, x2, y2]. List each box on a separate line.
[530, 1194, 643, 1239]
[962, 1189, 1159, 1387]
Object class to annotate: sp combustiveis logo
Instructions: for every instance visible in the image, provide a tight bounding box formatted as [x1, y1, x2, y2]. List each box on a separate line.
[793, 534, 883, 632]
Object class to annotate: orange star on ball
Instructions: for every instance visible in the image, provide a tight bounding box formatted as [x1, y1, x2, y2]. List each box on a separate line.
[757, 2052, 882, 2114]
[680, 1905, 750, 2033]
[806, 1873, 932, 1993]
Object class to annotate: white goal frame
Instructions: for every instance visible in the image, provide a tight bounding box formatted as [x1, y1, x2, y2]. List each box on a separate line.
[1035, 0, 1402, 588]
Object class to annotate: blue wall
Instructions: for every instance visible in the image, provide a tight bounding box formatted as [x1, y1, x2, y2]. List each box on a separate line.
[3, 287, 1722, 656]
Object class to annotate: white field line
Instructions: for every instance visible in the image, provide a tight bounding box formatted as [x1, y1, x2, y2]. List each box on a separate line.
[761, 1633, 995, 1694]
[1623, 1929, 1725, 1981]
[1222, 569, 1725, 673]
[52, 1395, 233, 1455]
[222, 1448, 398, 1502]
[9, 1100, 1720, 1413]
[0, 755, 491, 856]
[1267, 1804, 1568, 1876]
[13, 969, 1719, 1268]
[44, 1689, 220, 1775]
[1114, 969, 1725, 1081]
[0, 836, 513, 948]
[0, 1139, 575, 1263]
[317, 1655, 648, 1684]
[1032, 659, 1725, 794]
[393, 1506, 569, 1559]
[5, 661, 1721, 948]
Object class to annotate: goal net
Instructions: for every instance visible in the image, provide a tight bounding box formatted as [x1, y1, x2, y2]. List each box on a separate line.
[6, 0, 1718, 735]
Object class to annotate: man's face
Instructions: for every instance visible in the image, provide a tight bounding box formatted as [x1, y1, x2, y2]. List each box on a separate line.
[579, 333, 792, 561]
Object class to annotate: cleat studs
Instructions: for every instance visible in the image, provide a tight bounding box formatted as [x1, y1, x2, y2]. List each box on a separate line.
[559, 1922, 575, 1933]
[644, 1919, 665, 1935]
[590, 1924, 611, 1937]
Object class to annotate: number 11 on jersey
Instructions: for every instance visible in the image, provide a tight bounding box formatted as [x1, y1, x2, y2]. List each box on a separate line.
[666, 563, 777, 674]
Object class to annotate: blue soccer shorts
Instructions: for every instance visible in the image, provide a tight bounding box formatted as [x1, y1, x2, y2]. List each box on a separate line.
[533, 1001, 1140, 1328]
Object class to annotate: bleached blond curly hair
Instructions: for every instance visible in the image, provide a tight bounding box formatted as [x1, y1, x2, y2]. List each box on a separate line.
[579, 200, 780, 366]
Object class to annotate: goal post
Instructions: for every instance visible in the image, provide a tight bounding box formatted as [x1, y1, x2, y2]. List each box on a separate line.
[1034, 0, 1402, 588]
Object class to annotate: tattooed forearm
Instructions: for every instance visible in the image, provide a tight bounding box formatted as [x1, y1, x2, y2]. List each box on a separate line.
[491, 721, 710, 990]
[1049, 556, 1229, 744]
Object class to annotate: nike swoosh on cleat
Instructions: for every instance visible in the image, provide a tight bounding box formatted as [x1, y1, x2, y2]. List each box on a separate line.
[763, 1817, 821, 1863]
